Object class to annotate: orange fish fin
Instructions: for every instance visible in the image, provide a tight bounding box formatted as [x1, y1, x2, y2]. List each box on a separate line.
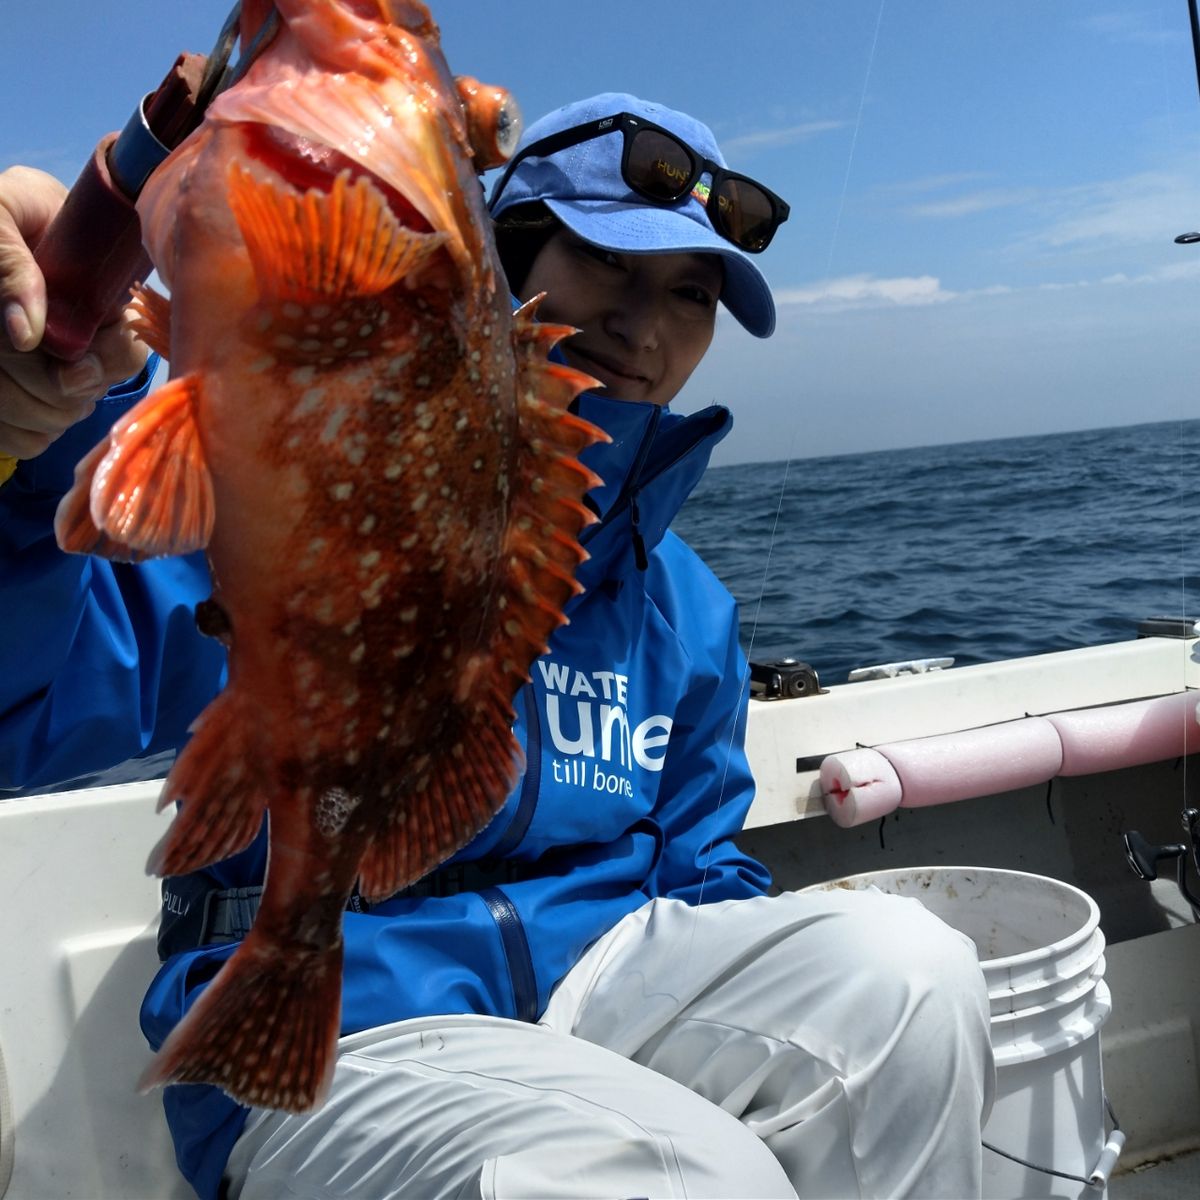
[54, 438, 143, 561]
[83, 374, 214, 558]
[128, 283, 172, 357]
[139, 927, 342, 1112]
[147, 694, 267, 877]
[357, 702, 522, 901]
[226, 163, 446, 305]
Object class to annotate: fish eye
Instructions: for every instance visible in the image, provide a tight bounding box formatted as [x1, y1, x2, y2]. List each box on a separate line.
[455, 76, 523, 171]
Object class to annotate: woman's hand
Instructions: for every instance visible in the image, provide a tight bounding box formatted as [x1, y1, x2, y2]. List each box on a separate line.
[0, 166, 149, 461]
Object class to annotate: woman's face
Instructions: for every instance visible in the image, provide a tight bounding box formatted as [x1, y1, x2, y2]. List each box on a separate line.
[518, 229, 723, 407]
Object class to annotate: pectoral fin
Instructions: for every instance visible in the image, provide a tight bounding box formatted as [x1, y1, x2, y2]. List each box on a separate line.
[56, 373, 214, 560]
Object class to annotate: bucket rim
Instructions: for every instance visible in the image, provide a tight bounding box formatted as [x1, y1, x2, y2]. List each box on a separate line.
[803, 865, 1101, 970]
[990, 982, 1112, 1067]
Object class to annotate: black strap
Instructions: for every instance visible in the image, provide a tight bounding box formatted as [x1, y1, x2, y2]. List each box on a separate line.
[157, 857, 534, 961]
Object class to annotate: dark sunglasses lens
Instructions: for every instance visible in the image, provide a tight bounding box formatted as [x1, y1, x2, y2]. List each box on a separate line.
[626, 129, 695, 201]
[714, 178, 778, 251]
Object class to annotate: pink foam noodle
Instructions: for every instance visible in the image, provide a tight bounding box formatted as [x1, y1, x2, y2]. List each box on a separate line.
[1047, 691, 1200, 776]
[819, 748, 903, 828]
[818, 692, 1200, 827]
[875, 717, 1064, 809]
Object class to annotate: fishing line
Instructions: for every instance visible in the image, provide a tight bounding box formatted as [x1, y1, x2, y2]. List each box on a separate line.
[690, 441, 797, 931]
[825, 0, 887, 278]
[686, 0, 888, 955]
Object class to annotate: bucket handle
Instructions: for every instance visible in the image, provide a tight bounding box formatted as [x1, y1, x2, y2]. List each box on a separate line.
[983, 1096, 1125, 1192]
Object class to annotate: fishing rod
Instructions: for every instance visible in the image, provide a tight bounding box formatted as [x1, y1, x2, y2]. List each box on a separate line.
[1176, 0, 1200, 242]
[1123, 3, 1200, 920]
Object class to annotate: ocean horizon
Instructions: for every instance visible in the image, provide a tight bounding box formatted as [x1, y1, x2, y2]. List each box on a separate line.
[676, 416, 1200, 685]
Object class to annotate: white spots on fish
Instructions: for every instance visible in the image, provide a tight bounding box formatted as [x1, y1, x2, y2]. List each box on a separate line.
[341, 689, 360, 709]
[315, 786, 361, 838]
[344, 749, 360, 766]
[333, 336, 349, 351]
[343, 433, 368, 466]
[411, 492, 429, 513]
[416, 411, 435, 432]
[360, 574, 390, 608]
[400, 532, 418, 551]
[301, 338, 323, 355]
[359, 550, 382, 571]
[472, 458, 484, 472]
[376, 724, 391, 741]
[312, 304, 332, 320]
[342, 618, 361, 636]
[400, 606, 418, 623]
[330, 482, 354, 502]
[294, 656, 317, 689]
[248, 354, 276, 374]
[423, 463, 440, 480]
[359, 323, 375, 339]
[349, 642, 366, 664]
[358, 515, 377, 535]
[415, 375, 431, 389]
[255, 311, 273, 334]
[274, 333, 297, 350]
[385, 462, 404, 481]
[392, 644, 414, 659]
[322, 407, 349, 444]
[296, 387, 326, 418]
[455, 415, 469, 433]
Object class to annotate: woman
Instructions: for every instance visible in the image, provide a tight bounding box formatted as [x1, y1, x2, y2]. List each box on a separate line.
[0, 93, 993, 1199]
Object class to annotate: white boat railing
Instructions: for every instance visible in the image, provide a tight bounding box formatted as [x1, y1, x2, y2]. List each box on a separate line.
[1, 633, 1198, 1198]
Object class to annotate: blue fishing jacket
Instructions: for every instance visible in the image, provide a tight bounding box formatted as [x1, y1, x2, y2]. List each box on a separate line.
[0, 361, 771, 1199]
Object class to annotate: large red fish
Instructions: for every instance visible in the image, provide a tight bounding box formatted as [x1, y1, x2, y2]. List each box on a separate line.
[55, 0, 603, 1111]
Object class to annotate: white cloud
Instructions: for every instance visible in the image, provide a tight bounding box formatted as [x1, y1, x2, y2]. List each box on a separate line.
[770, 257, 1200, 315]
[1082, 12, 1181, 46]
[776, 274, 955, 310]
[906, 187, 1040, 218]
[884, 171, 993, 195]
[720, 121, 849, 155]
[1029, 170, 1200, 248]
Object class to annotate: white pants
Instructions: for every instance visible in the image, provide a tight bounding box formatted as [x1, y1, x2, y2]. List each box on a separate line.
[225, 890, 995, 1199]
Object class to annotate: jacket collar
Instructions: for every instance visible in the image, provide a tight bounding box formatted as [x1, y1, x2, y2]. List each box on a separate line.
[571, 391, 732, 586]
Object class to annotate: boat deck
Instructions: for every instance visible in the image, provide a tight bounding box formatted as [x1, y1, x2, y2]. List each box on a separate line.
[1111, 1148, 1200, 1197]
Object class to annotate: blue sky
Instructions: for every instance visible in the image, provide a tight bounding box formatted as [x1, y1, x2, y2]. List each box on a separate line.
[4, 1, 1200, 465]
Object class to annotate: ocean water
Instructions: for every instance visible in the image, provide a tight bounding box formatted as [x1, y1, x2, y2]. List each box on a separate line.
[674, 419, 1200, 686]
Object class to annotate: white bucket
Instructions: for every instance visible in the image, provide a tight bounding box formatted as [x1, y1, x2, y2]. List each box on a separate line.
[808, 867, 1114, 1199]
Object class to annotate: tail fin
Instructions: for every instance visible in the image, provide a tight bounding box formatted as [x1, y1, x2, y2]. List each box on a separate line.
[139, 930, 343, 1112]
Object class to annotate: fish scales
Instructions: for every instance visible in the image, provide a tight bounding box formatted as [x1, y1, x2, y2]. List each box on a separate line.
[54, 0, 605, 1111]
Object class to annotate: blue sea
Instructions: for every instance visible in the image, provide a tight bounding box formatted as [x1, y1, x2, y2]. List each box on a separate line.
[674, 419, 1200, 686]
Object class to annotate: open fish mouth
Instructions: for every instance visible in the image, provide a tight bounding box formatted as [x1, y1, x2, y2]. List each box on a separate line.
[241, 123, 437, 237]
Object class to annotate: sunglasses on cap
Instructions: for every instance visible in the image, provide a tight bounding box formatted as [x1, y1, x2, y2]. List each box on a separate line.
[490, 112, 790, 254]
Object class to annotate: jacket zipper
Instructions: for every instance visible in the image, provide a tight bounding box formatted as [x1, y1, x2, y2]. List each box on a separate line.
[488, 684, 541, 860]
[478, 886, 540, 1021]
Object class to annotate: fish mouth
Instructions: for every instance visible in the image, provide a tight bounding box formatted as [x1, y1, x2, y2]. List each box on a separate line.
[242, 123, 435, 236]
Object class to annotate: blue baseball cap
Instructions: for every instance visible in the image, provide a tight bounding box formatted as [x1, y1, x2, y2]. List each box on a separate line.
[489, 92, 777, 338]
